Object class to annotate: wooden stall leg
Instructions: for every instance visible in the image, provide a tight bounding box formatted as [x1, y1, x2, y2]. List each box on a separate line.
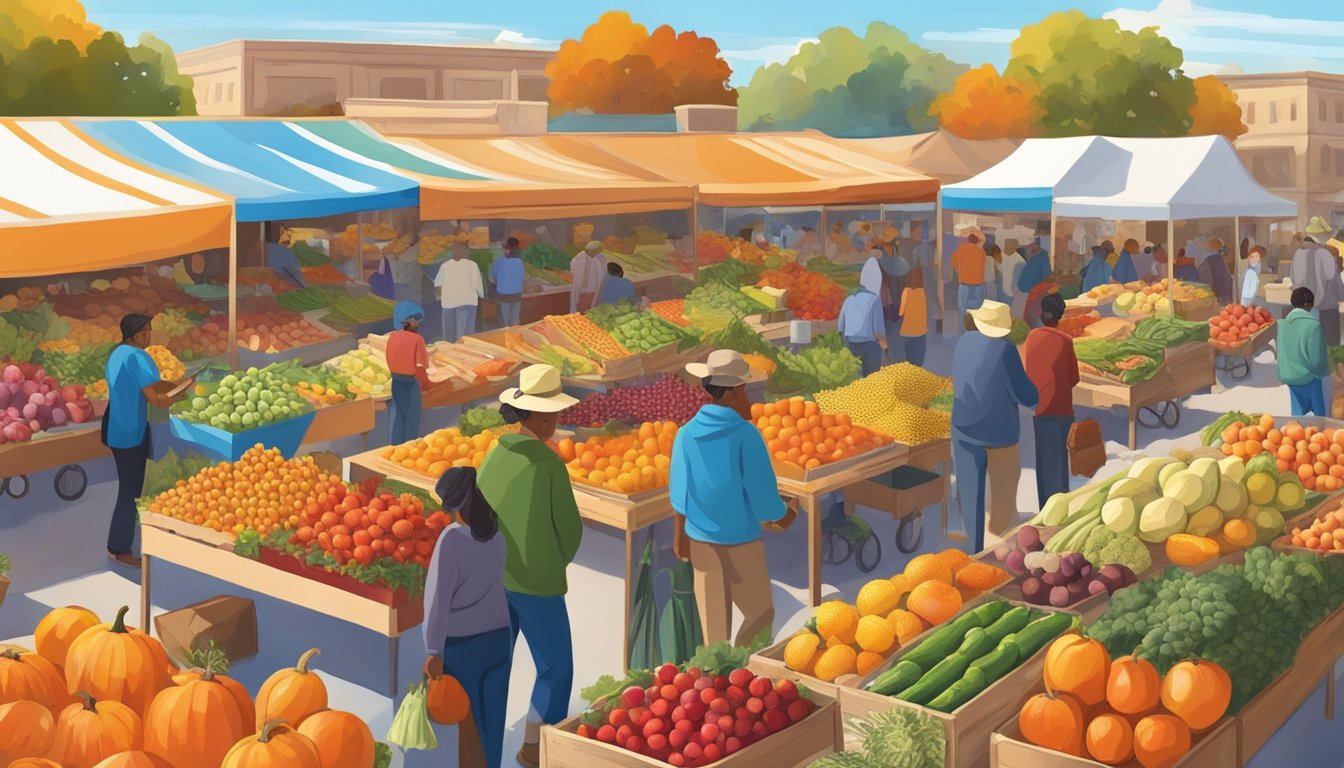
[803, 495, 822, 607]
[624, 528, 635, 667]
[1129, 405, 1138, 451]
[940, 460, 951, 535]
[140, 554, 151, 632]
[388, 636, 399, 698]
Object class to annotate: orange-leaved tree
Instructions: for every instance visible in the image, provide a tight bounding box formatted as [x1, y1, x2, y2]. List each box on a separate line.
[934, 64, 1044, 140]
[1188, 75, 1247, 139]
[546, 11, 736, 115]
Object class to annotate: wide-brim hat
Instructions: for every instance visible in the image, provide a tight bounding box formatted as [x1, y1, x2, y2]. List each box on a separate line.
[1306, 216, 1332, 236]
[685, 349, 751, 387]
[499, 364, 578, 413]
[969, 300, 1013, 338]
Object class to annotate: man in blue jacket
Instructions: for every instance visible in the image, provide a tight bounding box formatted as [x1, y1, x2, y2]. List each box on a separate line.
[671, 349, 796, 647]
[952, 301, 1040, 552]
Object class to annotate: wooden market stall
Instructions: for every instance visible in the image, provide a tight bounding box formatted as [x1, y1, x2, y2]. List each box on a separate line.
[1075, 341, 1216, 449]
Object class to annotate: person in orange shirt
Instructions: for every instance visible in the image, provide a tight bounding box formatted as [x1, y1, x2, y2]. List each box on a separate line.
[899, 265, 929, 367]
[386, 301, 432, 445]
[951, 229, 987, 323]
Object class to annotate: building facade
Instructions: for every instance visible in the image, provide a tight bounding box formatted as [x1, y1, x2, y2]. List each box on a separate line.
[177, 40, 554, 117]
[1221, 71, 1344, 227]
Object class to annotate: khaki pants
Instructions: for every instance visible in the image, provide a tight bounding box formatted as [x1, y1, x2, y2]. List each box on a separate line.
[953, 438, 1022, 552]
[689, 539, 774, 647]
[986, 444, 1021, 541]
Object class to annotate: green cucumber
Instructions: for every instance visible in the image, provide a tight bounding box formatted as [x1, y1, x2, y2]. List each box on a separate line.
[895, 652, 972, 705]
[1011, 611, 1077, 659]
[927, 666, 988, 712]
[954, 626, 995, 663]
[865, 659, 923, 696]
[900, 600, 1009, 672]
[968, 637, 1022, 682]
[983, 606, 1030, 645]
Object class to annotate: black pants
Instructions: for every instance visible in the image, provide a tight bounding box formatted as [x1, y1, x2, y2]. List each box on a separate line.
[1323, 309, 1341, 348]
[1033, 415, 1074, 510]
[109, 441, 149, 553]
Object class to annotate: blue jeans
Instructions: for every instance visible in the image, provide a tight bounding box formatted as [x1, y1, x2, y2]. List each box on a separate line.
[497, 299, 521, 328]
[507, 591, 573, 726]
[902, 335, 927, 367]
[443, 627, 513, 768]
[845, 339, 883, 376]
[442, 305, 477, 342]
[1033, 415, 1073, 510]
[957, 283, 986, 317]
[952, 434, 1019, 553]
[884, 318, 905, 363]
[388, 374, 421, 446]
[1289, 379, 1327, 417]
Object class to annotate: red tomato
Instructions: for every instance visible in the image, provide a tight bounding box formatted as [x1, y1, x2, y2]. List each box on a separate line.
[332, 534, 353, 551]
[392, 520, 415, 539]
[353, 545, 375, 566]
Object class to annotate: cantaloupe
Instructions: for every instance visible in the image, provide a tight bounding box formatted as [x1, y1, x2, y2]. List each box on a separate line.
[1140, 497, 1187, 543]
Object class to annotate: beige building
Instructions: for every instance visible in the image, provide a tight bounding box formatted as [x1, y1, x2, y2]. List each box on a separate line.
[177, 39, 554, 117]
[1221, 71, 1344, 227]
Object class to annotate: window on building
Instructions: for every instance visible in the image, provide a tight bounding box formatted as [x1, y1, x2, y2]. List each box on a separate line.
[1246, 102, 1256, 124]
[1291, 101, 1298, 122]
[1250, 150, 1295, 188]
[1324, 147, 1332, 176]
[1269, 101, 1279, 123]
[212, 83, 222, 103]
[1322, 98, 1328, 121]
[226, 83, 235, 103]
[379, 77, 428, 100]
[1335, 148, 1344, 177]
[1337, 102, 1344, 123]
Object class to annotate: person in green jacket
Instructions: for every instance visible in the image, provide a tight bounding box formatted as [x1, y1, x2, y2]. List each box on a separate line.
[1277, 287, 1330, 416]
[476, 364, 581, 768]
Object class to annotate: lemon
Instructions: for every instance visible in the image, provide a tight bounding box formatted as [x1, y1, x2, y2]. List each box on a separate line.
[813, 645, 858, 682]
[783, 632, 822, 671]
[856, 579, 901, 617]
[855, 615, 896, 654]
[816, 601, 859, 646]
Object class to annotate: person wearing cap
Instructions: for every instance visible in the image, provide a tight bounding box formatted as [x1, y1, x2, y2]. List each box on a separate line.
[596, 261, 636, 306]
[1113, 239, 1141, 285]
[387, 301, 432, 445]
[422, 466, 509, 768]
[102, 313, 195, 568]
[1024, 293, 1080, 508]
[1277, 287, 1330, 417]
[671, 350, 796, 647]
[1290, 217, 1341, 345]
[838, 259, 888, 376]
[952, 301, 1039, 551]
[434, 244, 485, 342]
[489, 237, 526, 329]
[1198, 238, 1236, 305]
[476, 364, 581, 768]
[951, 228, 987, 320]
[570, 241, 607, 313]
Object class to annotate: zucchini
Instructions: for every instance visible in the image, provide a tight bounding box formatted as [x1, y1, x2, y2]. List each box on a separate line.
[895, 652, 972, 705]
[968, 637, 1021, 682]
[983, 606, 1030, 645]
[900, 601, 1008, 672]
[927, 666, 988, 713]
[955, 626, 995, 663]
[1011, 611, 1077, 659]
[865, 659, 923, 696]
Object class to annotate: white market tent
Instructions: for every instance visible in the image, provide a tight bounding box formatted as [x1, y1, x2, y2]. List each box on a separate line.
[939, 136, 1131, 213]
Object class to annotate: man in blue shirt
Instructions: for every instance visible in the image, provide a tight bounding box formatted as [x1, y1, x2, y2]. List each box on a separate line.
[838, 259, 888, 376]
[102, 314, 194, 567]
[951, 301, 1039, 552]
[671, 350, 796, 647]
[489, 237, 526, 328]
[595, 262, 635, 306]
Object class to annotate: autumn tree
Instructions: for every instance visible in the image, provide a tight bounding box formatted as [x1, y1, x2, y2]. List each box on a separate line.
[546, 11, 735, 115]
[934, 65, 1043, 139]
[1188, 75, 1247, 139]
[0, 0, 194, 115]
[738, 23, 965, 137]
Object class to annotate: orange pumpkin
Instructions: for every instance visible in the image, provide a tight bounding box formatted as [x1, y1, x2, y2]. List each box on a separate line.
[34, 606, 100, 670]
[221, 719, 322, 768]
[1106, 651, 1161, 714]
[0, 699, 56, 762]
[427, 675, 470, 725]
[1133, 713, 1192, 768]
[65, 607, 172, 719]
[48, 692, 143, 768]
[92, 751, 177, 768]
[297, 710, 375, 768]
[171, 667, 256, 733]
[1085, 713, 1135, 765]
[1018, 688, 1085, 756]
[255, 649, 327, 731]
[8, 758, 64, 768]
[1160, 660, 1231, 731]
[1043, 633, 1111, 707]
[0, 648, 71, 716]
[144, 668, 251, 768]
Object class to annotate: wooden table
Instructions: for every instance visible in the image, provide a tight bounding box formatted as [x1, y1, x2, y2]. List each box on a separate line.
[304, 397, 378, 450]
[1075, 342, 1216, 450]
[346, 450, 674, 663]
[1212, 326, 1276, 381]
[775, 441, 954, 607]
[139, 524, 418, 696]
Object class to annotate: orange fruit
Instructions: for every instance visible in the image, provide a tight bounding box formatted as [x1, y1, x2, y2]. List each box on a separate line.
[955, 562, 1010, 591]
[903, 554, 954, 585]
[886, 609, 927, 645]
[935, 548, 971, 574]
[906, 580, 963, 626]
[856, 651, 886, 676]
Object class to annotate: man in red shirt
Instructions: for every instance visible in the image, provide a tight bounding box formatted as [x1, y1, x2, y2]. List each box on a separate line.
[1023, 292, 1079, 507]
[386, 301, 432, 446]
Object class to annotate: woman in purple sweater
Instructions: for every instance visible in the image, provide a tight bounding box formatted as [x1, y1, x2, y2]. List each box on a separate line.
[422, 467, 511, 768]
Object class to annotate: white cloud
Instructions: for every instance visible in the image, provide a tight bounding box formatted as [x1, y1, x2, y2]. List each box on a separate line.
[721, 37, 819, 65]
[1105, 0, 1344, 68]
[493, 29, 551, 47]
[921, 28, 1019, 44]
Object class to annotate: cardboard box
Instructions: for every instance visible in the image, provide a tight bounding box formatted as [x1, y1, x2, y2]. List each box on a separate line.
[154, 596, 258, 663]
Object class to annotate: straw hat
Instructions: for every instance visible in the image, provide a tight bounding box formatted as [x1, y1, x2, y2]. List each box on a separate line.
[499, 364, 579, 413]
[963, 227, 984, 243]
[685, 349, 751, 388]
[584, 240, 604, 254]
[969, 301, 1013, 339]
[1306, 216, 1332, 236]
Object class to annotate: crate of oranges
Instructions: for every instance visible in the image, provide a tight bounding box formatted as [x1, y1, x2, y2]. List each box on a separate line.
[555, 420, 677, 500]
[542, 313, 644, 381]
[752, 397, 897, 483]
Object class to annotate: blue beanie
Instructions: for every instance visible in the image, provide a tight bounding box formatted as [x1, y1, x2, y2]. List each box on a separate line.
[394, 300, 424, 327]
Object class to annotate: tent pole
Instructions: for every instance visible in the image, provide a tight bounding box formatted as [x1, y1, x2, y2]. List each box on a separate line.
[228, 213, 239, 370]
[1049, 206, 1057, 272]
[1233, 215, 1242, 302]
[690, 197, 700, 280]
[1167, 219, 1176, 308]
[934, 198, 944, 336]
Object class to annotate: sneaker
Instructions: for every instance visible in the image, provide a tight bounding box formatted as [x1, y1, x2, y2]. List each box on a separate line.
[108, 550, 141, 569]
[516, 743, 539, 768]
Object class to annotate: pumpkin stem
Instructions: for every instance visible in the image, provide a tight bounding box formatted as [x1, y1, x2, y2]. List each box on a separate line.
[110, 606, 131, 634]
[74, 691, 98, 712]
[258, 718, 291, 743]
[0, 649, 21, 661]
[295, 647, 321, 674]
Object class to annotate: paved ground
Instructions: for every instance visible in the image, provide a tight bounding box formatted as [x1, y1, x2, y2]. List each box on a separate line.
[2, 333, 1341, 767]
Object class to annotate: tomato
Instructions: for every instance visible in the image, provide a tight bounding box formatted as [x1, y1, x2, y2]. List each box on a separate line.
[368, 497, 386, 513]
[342, 509, 363, 529]
[392, 520, 415, 539]
[332, 534, 353, 551]
[295, 526, 315, 543]
[353, 545, 375, 566]
[409, 514, 426, 529]
[415, 541, 434, 557]
[367, 524, 384, 539]
[377, 512, 395, 530]
[320, 511, 339, 528]
[609, 709, 629, 728]
[396, 541, 415, 560]
[353, 530, 372, 547]
[317, 532, 332, 549]
[389, 506, 406, 521]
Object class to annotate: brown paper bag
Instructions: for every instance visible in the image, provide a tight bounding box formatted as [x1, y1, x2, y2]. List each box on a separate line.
[1068, 419, 1106, 478]
[154, 596, 257, 663]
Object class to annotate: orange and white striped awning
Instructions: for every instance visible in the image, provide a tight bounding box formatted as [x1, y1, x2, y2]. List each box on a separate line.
[0, 120, 233, 278]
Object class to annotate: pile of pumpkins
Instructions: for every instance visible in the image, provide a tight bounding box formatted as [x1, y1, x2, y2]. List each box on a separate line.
[0, 604, 472, 767]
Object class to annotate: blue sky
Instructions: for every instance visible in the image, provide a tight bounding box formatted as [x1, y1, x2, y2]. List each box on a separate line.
[81, 0, 1344, 83]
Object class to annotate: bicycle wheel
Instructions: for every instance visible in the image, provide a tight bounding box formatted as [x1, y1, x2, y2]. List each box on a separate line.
[822, 530, 853, 565]
[855, 533, 882, 573]
[895, 513, 924, 553]
[55, 465, 87, 501]
[5, 474, 29, 500]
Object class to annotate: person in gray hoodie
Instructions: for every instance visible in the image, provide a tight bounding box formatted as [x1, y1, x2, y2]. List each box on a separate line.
[1289, 220, 1341, 346]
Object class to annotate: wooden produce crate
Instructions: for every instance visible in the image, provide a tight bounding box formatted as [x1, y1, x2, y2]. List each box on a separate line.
[748, 637, 846, 699]
[462, 325, 552, 364]
[843, 464, 944, 522]
[771, 442, 904, 483]
[304, 397, 376, 444]
[841, 600, 1077, 768]
[540, 318, 645, 382]
[1176, 294, 1219, 323]
[139, 511, 235, 549]
[541, 686, 843, 768]
[990, 717, 1238, 768]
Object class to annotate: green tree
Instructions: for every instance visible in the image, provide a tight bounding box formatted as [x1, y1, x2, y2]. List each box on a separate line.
[1002, 11, 1195, 137]
[738, 22, 965, 137]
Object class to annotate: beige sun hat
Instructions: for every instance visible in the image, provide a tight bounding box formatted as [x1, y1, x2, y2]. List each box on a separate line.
[969, 300, 1013, 338]
[685, 349, 751, 387]
[1306, 216, 1332, 236]
[499, 364, 579, 413]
